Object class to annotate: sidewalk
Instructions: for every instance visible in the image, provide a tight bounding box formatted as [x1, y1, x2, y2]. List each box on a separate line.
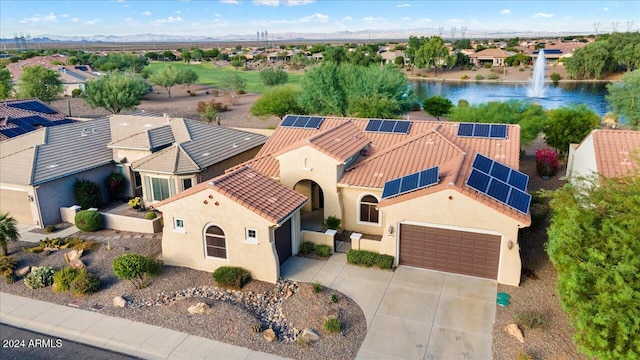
[0, 292, 289, 360]
[16, 223, 80, 243]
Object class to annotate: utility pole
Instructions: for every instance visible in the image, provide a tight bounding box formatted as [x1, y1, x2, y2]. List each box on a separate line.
[611, 22, 619, 33]
[593, 22, 600, 35]
[450, 26, 456, 39]
[438, 27, 444, 37]
[461, 26, 467, 38]
[626, 21, 634, 32]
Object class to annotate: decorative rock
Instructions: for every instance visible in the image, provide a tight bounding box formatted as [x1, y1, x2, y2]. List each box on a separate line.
[69, 258, 85, 270]
[301, 328, 320, 342]
[286, 289, 293, 298]
[112, 296, 127, 308]
[66, 249, 83, 261]
[188, 302, 209, 315]
[263, 328, 277, 342]
[504, 323, 524, 343]
[15, 266, 30, 277]
[324, 308, 340, 320]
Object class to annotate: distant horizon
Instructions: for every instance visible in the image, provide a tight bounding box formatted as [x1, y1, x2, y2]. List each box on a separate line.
[1, 0, 638, 41]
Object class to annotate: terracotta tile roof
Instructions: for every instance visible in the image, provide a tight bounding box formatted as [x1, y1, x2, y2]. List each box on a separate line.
[591, 129, 640, 178]
[153, 166, 308, 224]
[236, 116, 529, 224]
[468, 48, 512, 58]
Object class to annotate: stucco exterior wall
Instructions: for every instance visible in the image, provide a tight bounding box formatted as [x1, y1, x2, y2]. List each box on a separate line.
[382, 188, 526, 286]
[0, 183, 39, 226]
[198, 146, 263, 181]
[339, 187, 385, 236]
[567, 134, 597, 182]
[276, 146, 343, 221]
[35, 164, 114, 226]
[158, 188, 282, 283]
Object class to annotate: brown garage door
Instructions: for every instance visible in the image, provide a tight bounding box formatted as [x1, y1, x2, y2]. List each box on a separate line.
[0, 189, 34, 224]
[399, 224, 501, 279]
[274, 218, 292, 266]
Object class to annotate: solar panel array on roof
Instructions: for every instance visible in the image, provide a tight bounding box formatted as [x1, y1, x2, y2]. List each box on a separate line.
[365, 119, 411, 134]
[466, 154, 531, 214]
[382, 166, 439, 198]
[0, 116, 74, 139]
[7, 101, 58, 114]
[456, 123, 507, 139]
[280, 115, 324, 129]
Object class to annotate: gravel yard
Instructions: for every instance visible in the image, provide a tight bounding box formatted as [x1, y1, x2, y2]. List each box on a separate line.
[0, 231, 366, 360]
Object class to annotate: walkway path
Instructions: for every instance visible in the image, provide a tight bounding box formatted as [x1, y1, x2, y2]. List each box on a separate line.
[281, 254, 497, 360]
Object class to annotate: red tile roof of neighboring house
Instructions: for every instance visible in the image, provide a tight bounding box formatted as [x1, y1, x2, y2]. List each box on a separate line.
[234, 116, 529, 224]
[468, 48, 512, 58]
[591, 129, 640, 178]
[153, 166, 308, 225]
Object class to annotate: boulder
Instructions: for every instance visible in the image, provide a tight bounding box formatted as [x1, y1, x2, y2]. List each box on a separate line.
[504, 323, 524, 343]
[15, 266, 30, 277]
[69, 258, 85, 270]
[112, 296, 127, 308]
[65, 249, 83, 263]
[301, 328, 320, 342]
[324, 308, 340, 320]
[286, 289, 293, 298]
[262, 328, 277, 342]
[187, 302, 209, 315]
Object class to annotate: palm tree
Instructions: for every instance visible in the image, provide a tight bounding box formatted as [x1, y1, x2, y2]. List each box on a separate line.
[0, 212, 20, 256]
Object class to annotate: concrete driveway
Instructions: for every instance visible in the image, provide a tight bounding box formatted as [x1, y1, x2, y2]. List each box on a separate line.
[281, 254, 497, 360]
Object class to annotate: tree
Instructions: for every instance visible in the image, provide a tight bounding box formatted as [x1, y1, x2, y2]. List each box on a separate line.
[543, 105, 600, 154]
[546, 172, 640, 360]
[250, 85, 303, 119]
[452, 39, 471, 50]
[322, 45, 348, 64]
[85, 72, 148, 114]
[0, 212, 20, 256]
[348, 93, 401, 119]
[414, 36, 449, 76]
[219, 73, 246, 101]
[423, 96, 453, 120]
[447, 99, 547, 145]
[148, 65, 181, 97]
[177, 68, 198, 91]
[0, 68, 12, 99]
[606, 69, 640, 127]
[260, 67, 288, 86]
[17, 65, 63, 102]
[161, 50, 177, 61]
[231, 56, 245, 70]
[298, 62, 347, 116]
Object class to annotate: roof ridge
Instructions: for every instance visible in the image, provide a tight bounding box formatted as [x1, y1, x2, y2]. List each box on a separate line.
[176, 142, 201, 171]
[306, 121, 354, 142]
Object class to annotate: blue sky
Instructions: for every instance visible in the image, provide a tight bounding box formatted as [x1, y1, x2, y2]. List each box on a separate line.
[1, 1, 638, 39]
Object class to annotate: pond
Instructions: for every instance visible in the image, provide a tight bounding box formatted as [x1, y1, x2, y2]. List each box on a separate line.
[410, 80, 611, 116]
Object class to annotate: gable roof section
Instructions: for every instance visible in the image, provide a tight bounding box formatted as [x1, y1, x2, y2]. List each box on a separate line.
[154, 166, 308, 225]
[132, 143, 200, 174]
[590, 129, 640, 178]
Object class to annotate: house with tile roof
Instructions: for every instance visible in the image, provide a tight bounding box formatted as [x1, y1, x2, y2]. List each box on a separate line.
[468, 49, 514, 67]
[566, 129, 640, 182]
[6, 56, 100, 96]
[0, 113, 267, 227]
[154, 116, 532, 286]
[0, 98, 74, 141]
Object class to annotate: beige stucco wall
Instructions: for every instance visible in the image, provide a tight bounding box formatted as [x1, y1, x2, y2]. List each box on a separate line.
[567, 134, 597, 182]
[339, 186, 385, 236]
[0, 183, 39, 225]
[382, 188, 526, 286]
[158, 188, 283, 283]
[198, 146, 263, 182]
[301, 230, 334, 251]
[276, 146, 343, 221]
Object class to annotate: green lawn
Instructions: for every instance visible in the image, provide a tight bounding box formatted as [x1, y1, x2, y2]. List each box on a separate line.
[146, 62, 303, 94]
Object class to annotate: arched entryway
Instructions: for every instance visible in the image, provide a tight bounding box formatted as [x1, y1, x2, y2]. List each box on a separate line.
[294, 179, 324, 231]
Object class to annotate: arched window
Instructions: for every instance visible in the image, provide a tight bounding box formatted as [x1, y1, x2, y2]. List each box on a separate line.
[204, 225, 226, 259]
[359, 195, 379, 224]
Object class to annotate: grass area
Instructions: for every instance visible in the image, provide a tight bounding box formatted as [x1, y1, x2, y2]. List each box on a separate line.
[146, 61, 303, 94]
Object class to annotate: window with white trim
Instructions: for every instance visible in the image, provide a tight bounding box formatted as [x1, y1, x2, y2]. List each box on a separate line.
[151, 177, 171, 201]
[204, 225, 227, 259]
[173, 218, 185, 233]
[245, 228, 257, 243]
[359, 195, 380, 224]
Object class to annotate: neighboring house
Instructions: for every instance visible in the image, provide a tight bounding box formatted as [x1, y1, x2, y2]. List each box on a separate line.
[566, 129, 640, 182]
[0, 113, 267, 227]
[468, 49, 513, 67]
[154, 166, 308, 283]
[7, 55, 99, 96]
[0, 98, 74, 141]
[157, 116, 532, 286]
[380, 50, 408, 65]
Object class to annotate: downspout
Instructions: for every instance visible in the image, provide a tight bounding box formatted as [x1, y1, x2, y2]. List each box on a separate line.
[33, 185, 44, 229]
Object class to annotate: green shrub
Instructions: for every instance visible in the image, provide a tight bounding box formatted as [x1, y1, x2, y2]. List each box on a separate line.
[323, 318, 341, 333]
[44, 225, 57, 234]
[487, 73, 499, 80]
[70, 269, 100, 295]
[299, 241, 316, 255]
[330, 293, 338, 303]
[375, 254, 395, 269]
[144, 211, 157, 220]
[475, 74, 484, 81]
[312, 281, 323, 293]
[75, 210, 102, 232]
[517, 353, 534, 360]
[0, 256, 16, 277]
[104, 172, 125, 201]
[519, 67, 525, 72]
[73, 179, 102, 209]
[71, 88, 83, 98]
[113, 254, 162, 289]
[550, 72, 561, 84]
[5, 273, 17, 284]
[323, 216, 341, 231]
[460, 74, 469, 80]
[483, 62, 492, 68]
[24, 266, 54, 289]
[52, 267, 79, 293]
[212, 266, 251, 289]
[517, 311, 547, 329]
[316, 245, 331, 257]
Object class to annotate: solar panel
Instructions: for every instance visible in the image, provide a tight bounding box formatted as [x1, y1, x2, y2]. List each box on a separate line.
[475, 123, 490, 137]
[365, 119, 383, 132]
[292, 116, 310, 127]
[400, 173, 419, 193]
[8, 101, 57, 114]
[379, 120, 396, 132]
[418, 167, 439, 187]
[487, 179, 510, 203]
[490, 124, 507, 139]
[467, 169, 491, 193]
[393, 121, 411, 134]
[507, 171, 528, 191]
[281, 115, 296, 127]
[490, 161, 511, 182]
[306, 116, 324, 129]
[472, 154, 493, 173]
[457, 123, 474, 137]
[507, 189, 532, 214]
[382, 178, 401, 198]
